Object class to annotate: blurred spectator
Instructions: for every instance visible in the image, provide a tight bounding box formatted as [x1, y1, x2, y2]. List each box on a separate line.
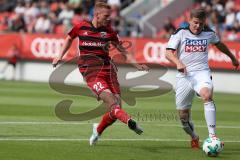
[14, 1, 25, 15]
[82, 0, 95, 19]
[159, 18, 176, 39]
[50, 1, 62, 16]
[1, 0, 239, 40]
[207, 9, 221, 37]
[224, 27, 240, 41]
[179, 15, 189, 28]
[72, 8, 90, 26]
[225, 8, 236, 30]
[236, 9, 240, 24]
[34, 13, 51, 33]
[225, 0, 234, 12]
[0, 12, 10, 32]
[0, 0, 136, 36]
[107, 0, 121, 7]
[9, 13, 26, 32]
[68, 0, 82, 9]
[24, 1, 40, 33]
[173, 0, 240, 41]
[39, 1, 50, 15]
[24, 2, 40, 24]
[108, 0, 135, 36]
[58, 3, 74, 31]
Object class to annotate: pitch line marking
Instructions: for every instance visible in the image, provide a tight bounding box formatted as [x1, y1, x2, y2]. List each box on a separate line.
[0, 122, 240, 129]
[0, 138, 239, 143]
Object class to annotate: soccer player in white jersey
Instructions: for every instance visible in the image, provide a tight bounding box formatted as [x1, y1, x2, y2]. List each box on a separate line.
[165, 8, 239, 149]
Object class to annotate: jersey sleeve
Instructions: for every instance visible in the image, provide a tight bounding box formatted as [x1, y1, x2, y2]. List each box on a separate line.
[209, 32, 220, 44]
[112, 31, 120, 43]
[166, 30, 181, 50]
[68, 24, 80, 39]
[107, 25, 119, 43]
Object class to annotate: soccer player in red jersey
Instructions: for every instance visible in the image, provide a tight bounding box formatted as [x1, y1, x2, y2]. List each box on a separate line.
[52, 2, 149, 146]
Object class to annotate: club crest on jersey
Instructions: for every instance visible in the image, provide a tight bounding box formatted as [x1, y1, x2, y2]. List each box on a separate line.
[185, 38, 207, 52]
[100, 32, 107, 38]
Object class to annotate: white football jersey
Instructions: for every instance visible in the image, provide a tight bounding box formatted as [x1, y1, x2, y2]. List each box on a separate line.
[166, 27, 220, 72]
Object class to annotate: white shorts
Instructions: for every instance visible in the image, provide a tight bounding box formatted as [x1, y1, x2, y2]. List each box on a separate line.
[175, 70, 213, 110]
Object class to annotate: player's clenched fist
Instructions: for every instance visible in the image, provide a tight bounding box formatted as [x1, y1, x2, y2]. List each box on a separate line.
[52, 57, 61, 68]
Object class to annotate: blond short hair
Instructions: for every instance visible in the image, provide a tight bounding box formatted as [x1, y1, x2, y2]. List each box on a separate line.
[94, 2, 111, 13]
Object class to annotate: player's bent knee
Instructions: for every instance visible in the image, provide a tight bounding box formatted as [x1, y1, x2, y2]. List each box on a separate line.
[100, 90, 116, 105]
[178, 111, 189, 122]
[201, 93, 212, 102]
[114, 94, 121, 106]
[199, 88, 212, 102]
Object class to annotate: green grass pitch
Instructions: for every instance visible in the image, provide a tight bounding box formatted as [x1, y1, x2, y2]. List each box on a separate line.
[0, 80, 240, 160]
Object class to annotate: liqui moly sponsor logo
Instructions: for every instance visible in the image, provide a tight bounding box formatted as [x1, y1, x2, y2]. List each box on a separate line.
[82, 41, 105, 47]
[185, 39, 207, 52]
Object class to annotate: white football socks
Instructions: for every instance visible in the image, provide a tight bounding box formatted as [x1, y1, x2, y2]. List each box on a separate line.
[204, 101, 216, 137]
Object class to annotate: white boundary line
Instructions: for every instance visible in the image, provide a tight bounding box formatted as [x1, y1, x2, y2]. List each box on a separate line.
[0, 138, 239, 143]
[156, 124, 240, 129]
[0, 122, 240, 129]
[0, 122, 91, 125]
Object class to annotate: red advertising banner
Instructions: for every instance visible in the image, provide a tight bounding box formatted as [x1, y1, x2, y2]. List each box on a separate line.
[0, 33, 22, 58]
[20, 34, 79, 61]
[0, 34, 239, 70]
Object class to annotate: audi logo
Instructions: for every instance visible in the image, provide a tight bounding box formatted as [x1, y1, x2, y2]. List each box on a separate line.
[143, 42, 170, 63]
[31, 38, 64, 58]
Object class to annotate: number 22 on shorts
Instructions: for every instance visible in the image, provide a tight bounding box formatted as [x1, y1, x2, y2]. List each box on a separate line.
[93, 82, 104, 93]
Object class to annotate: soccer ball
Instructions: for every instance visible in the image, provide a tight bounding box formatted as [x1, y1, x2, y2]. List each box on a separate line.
[202, 137, 224, 157]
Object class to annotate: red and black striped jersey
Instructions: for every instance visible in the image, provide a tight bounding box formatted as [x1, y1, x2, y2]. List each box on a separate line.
[68, 20, 119, 57]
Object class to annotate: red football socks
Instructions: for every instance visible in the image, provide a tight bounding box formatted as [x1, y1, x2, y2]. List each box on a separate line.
[97, 105, 131, 134]
[97, 112, 116, 134]
[110, 105, 131, 124]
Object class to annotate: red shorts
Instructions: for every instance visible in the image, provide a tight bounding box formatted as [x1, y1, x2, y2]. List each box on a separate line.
[79, 64, 120, 98]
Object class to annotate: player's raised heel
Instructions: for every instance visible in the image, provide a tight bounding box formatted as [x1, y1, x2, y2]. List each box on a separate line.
[89, 123, 100, 146]
[191, 136, 200, 149]
[128, 119, 143, 135]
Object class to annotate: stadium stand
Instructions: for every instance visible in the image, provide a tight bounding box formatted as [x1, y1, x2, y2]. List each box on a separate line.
[0, 0, 135, 35]
[1, 0, 239, 41]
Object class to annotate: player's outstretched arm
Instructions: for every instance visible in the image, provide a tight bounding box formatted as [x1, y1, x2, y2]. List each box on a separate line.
[165, 49, 186, 74]
[215, 42, 239, 69]
[116, 43, 149, 71]
[52, 36, 74, 68]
